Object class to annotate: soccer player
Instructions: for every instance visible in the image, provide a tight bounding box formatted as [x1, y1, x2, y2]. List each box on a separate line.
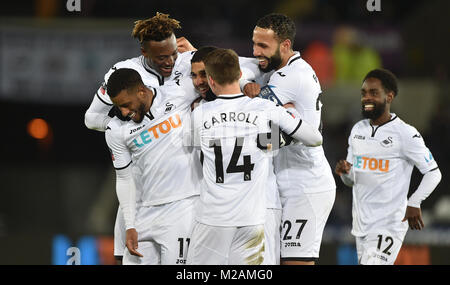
[240, 13, 336, 265]
[83, 12, 195, 263]
[190, 46, 218, 105]
[190, 46, 286, 264]
[335, 69, 441, 265]
[186, 48, 323, 265]
[105, 68, 201, 265]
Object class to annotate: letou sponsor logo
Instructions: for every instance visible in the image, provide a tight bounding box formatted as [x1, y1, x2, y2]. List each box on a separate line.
[354, 155, 389, 172]
[133, 114, 182, 148]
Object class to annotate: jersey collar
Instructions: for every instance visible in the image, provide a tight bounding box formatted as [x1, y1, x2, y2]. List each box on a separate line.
[215, 93, 246, 100]
[140, 56, 182, 86]
[287, 51, 301, 66]
[369, 113, 398, 137]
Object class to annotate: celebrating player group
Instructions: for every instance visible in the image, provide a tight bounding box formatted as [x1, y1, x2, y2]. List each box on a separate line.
[84, 12, 441, 265]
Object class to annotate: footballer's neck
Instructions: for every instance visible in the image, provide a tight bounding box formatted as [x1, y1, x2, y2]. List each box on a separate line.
[370, 110, 392, 126]
[214, 82, 242, 96]
[278, 50, 295, 71]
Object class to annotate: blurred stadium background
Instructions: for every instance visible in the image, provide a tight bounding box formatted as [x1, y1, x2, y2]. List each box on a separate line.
[0, 0, 449, 265]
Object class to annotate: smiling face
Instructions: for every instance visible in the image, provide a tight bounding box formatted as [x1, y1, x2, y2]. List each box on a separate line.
[142, 33, 178, 77]
[111, 86, 151, 124]
[361, 77, 393, 122]
[252, 27, 283, 72]
[191, 61, 210, 98]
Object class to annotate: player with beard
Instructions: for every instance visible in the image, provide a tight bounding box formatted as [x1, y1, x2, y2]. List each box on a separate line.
[239, 13, 336, 265]
[335, 69, 441, 265]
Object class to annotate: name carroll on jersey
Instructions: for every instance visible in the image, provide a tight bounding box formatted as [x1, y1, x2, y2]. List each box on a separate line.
[203, 112, 259, 129]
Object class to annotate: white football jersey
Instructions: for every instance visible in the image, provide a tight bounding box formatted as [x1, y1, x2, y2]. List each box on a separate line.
[105, 80, 200, 206]
[86, 51, 194, 131]
[192, 94, 303, 227]
[241, 52, 336, 195]
[346, 114, 438, 236]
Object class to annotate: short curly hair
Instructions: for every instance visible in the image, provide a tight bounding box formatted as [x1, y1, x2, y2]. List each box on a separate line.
[364, 69, 399, 97]
[132, 12, 181, 44]
[256, 13, 296, 46]
[107, 68, 143, 98]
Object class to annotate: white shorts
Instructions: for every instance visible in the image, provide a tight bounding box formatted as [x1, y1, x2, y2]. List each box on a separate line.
[114, 206, 126, 258]
[123, 196, 197, 265]
[355, 229, 407, 265]
[186, 222, 265, 265]
[280, 190, 335, 261]
[262, 208, 281, 265]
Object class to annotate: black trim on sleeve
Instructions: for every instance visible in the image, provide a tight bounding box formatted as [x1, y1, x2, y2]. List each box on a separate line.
[96, 92, 113, 106]
[288, 120, 303, 137]
[428, 167, 439, 172]
[114, 161, 132, 170]
[281, 257, 319, 262]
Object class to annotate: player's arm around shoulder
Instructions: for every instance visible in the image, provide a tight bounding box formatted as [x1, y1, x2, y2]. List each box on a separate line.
[84, 81, 114, 131]
[85, 60, 133, 131]
[264, 99, 322, 147]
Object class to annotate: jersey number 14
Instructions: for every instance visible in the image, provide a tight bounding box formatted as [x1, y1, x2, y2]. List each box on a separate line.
[209, 137, 255, 183]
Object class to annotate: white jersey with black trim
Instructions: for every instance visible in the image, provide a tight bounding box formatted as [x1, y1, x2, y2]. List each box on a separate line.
[85, 51, 194, 131]
[346, 114, 439, 236]
[192, 94, 304, 227]
[105, 80, 200, 206]
[238, 57, 281, 209]
[241, 52, 336, 195]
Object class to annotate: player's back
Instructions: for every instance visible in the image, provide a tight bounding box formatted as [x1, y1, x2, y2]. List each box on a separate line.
[192, 95, 278, 227]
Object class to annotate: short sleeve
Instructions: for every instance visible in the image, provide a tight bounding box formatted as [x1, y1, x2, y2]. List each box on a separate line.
[401, 125, 438, 174]
[105, 123, 132, 169]
[346, 126, 355, 164]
